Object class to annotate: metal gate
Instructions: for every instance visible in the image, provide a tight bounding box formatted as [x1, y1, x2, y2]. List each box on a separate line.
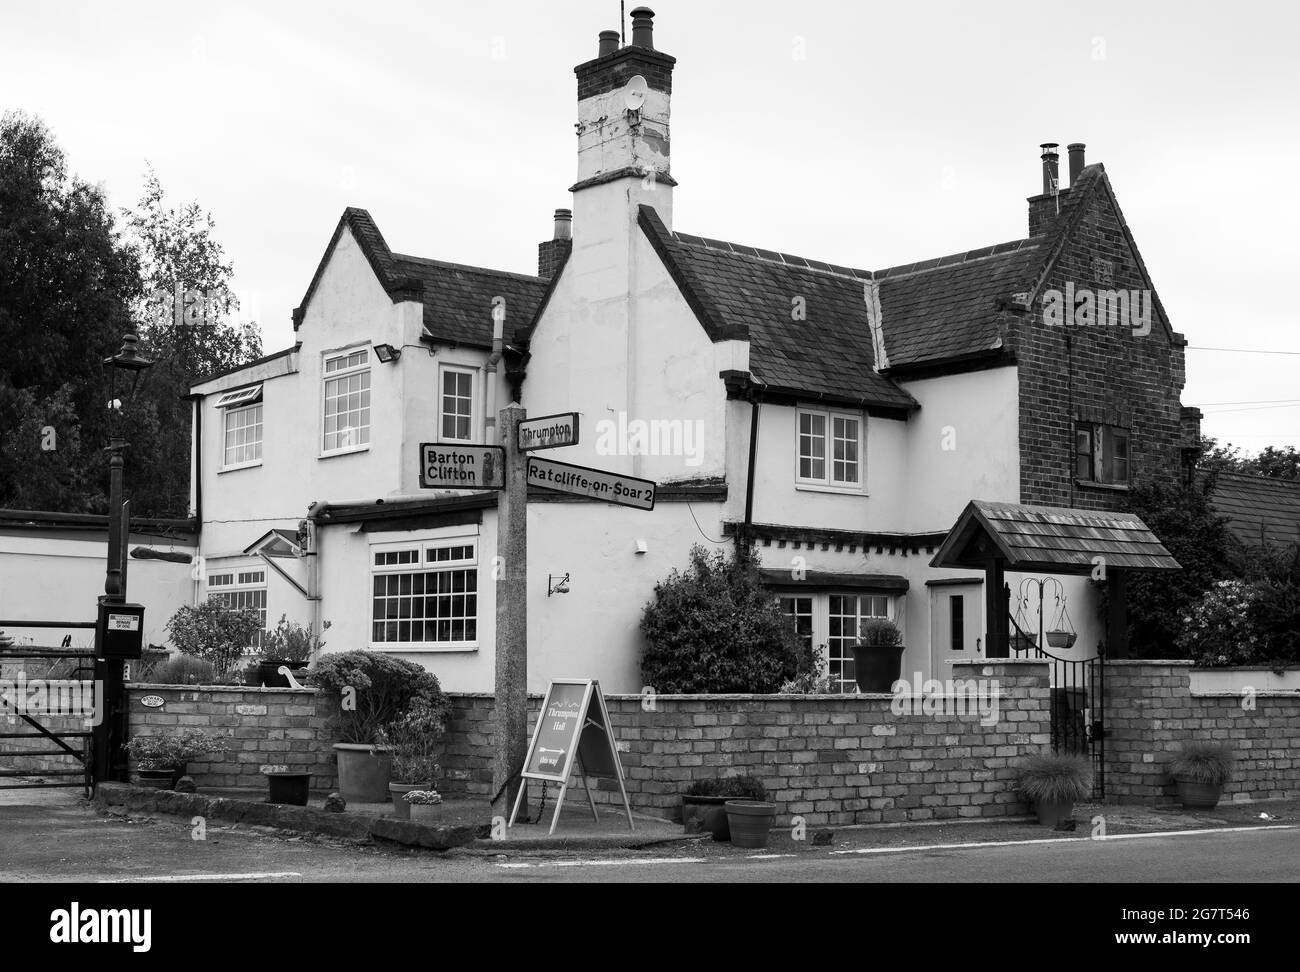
[0, 619, 98, 795]
[1011, 626, 1105, 799]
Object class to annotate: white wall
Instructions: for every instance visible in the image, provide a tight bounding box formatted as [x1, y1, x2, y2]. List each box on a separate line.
[0, 530, 195, 649]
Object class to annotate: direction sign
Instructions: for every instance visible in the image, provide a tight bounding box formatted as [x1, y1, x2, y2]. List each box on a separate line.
[419, 443, 505, 490]
[526, 457, 656, 511]
[518, 412, 580, 452]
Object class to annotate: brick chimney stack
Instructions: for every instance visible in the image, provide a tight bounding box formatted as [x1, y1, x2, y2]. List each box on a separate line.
[537, 209, 573, 278]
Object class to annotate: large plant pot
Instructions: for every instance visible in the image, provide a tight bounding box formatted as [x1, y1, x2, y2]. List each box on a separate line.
[851, 644, 906, 693]
[725, 800, 777, 849]
[1034, 798, 1074, 826]
[1174, 777, 1223, 810]
[258, 660, 309, 688]
[409, 800, 443, 825]
[333, 743, 392, 803]
[135, 765, 185, 790]
[682, 795, 731, 840]
[389, 782, 435, 820]
[266, 772, 310, 806]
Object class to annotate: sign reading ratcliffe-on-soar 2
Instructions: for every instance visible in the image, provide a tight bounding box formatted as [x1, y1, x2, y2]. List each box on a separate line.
[518, 412, 580, 452]
[526, 457, 656, 510]
[419, 443, 505, 490]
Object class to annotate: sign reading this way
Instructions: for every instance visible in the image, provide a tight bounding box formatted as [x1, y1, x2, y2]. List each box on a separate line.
[419, 443, 505, 490]
[518, 412, 580, 452]
[511, 678, 634, 835]
[526, 457, 656, 511]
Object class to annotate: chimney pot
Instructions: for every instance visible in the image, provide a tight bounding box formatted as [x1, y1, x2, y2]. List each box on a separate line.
[553, 208, 573, 240]
[1040, 142, 1060, 196]
[630, 6, 655, 49]
[1067, 142, 1086, 185]
[598, 30, 620, 57]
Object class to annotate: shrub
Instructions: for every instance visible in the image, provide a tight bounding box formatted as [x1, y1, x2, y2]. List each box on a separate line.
[1013, 754, 1093, 805]
[166, 601, 263, 676]
[686, 775, 769, 801]
[1175, 579, 1262, 666]
[126, 728, 229, 769]
[261, 615, 331, 663]
[1170, 741, 1234, 786]
[140, 653, 216, 686]
[377, 697, 448, 784]
[1243, 543, 1300, 665]
[858, 618, 902, 648]
[403, 790, 442, 806]
[640, 543, 812, 694]
[307, 650, 448, 744]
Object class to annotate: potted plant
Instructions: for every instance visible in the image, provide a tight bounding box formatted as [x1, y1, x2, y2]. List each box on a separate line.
[725, 798, 778, 849]
[258, 616, 330, 687]
[403, 789, 443, 825]
[1014, 753, 1093, 825]
[682, 775, 768, 840]
[851, 618, 905, 693]
[307, 651, 449, 803]
[126, 728, 229, 790]
[1170, 741, 1234, 809]
[165, 601, 263, 680]
[378, 698, 447, 820]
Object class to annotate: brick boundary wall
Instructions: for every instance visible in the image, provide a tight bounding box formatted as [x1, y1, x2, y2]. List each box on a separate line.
[442, 661, 1052, 827]
[1104, 660, 1300, 804]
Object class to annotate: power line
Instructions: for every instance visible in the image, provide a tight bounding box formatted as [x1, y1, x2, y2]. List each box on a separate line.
[1188, 346, 1300, 356]
[1198, 398, 1300, 406]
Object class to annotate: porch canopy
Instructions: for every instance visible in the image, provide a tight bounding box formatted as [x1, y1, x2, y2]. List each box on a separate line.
[929, 500, 1180, 658]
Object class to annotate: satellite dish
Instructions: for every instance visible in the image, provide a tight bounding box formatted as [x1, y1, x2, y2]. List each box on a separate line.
[622, 75, 648, 112]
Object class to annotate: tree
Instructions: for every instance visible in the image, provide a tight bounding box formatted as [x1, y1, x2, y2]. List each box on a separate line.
[1199, 436, 1300, 481]
[119, 169, 262, 516]
[640, 542, 813, 693]
[0, 111, 141, 511]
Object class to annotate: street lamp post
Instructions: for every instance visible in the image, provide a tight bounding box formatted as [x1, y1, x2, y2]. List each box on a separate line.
[93, 333, 152, 785]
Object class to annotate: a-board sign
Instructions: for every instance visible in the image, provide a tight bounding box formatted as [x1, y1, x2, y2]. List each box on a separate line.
[419, 443, 505, 490]
[518, 412, 580, 452]
[526, 457, 656, 511]
[512, 678, 635, 834]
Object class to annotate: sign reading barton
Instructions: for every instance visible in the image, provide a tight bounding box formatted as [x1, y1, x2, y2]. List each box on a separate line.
[419, 443, 505, 490]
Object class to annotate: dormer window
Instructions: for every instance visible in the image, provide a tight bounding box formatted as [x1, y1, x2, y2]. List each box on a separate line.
[797, 407, 864, 490]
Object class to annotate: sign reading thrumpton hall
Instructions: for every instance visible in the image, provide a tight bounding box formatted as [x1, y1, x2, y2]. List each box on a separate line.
[518, 412, 580, 452]
[419, 443, 505, 490]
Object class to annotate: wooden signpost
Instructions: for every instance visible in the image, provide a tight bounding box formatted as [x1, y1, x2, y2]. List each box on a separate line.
[509, 678, 634, 834]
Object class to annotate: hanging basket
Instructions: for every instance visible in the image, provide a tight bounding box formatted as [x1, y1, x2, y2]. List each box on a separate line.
[1046, 630, 1077, 650]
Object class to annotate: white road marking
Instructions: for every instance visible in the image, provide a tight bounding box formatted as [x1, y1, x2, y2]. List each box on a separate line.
[101, 871, 303, 882]
[830, 824, 1298, 856]
[747, 853, 796, 859]
[496, 857, 707, 869]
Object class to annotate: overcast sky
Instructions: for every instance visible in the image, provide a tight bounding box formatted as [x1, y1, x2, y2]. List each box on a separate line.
[3, 0, 1297, 450]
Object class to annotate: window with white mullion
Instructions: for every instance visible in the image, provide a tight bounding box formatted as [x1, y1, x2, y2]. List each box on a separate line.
[207, 568, 267, 648]
[223, 403, 263, 468]
[322, 348, 371, 453]
[371, 539, 479, 649]
[798, 412, 827, 481]
[440, 367, 476, 442]
[798, 408, 863, 487]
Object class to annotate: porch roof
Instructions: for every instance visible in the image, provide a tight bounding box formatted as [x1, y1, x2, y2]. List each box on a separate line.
[929, 500, 1181, 574]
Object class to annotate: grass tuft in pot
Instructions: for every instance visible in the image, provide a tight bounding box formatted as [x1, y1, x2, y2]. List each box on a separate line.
[686, 774, 769, 801]
[1169, 741, 1234, 786]
[1014, 753, 1093, 805]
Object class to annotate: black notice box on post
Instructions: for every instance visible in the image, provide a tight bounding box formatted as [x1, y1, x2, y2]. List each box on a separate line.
[96, 600, 145, 660]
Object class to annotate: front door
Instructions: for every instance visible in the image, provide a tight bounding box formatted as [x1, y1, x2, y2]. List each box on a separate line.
[930, 583, 983, 680]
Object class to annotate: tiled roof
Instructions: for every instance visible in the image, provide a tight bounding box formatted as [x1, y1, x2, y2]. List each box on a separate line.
[393, 255, 548, 349]
[875, 241, 1041, 368]
[1207, 472, 1300, 548]
[931, 500, 1181, 573]
[638, 207, 915, 411]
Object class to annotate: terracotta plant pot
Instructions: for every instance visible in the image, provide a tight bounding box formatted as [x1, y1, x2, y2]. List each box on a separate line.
[333, 743, 391, 803]
[1034, 798, 1073, 826]
[1174, 777, 1223, 810]
[409, 802, 442, 825]
[681, 795, 731, 840]
[135, 765, 185, 790]
[724, 800, 777, 849]
[851, 644, 905, 693]
[389, 782, 435, 820]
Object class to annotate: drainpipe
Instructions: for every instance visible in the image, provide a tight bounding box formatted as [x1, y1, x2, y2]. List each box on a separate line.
[486, 300, 505, 442]
[186, 393, 204, 606]
[304, 503, 325, 663]
[741, 378, 764, 547]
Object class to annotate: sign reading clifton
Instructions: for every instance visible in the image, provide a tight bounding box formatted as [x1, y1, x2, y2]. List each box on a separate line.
[419, 444, 506, 490]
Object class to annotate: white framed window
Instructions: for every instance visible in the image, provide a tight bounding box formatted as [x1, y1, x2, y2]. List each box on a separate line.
[222, 403, 263, 469]
[797, 408, 863, 489]
[322, 347, 371, 454]
[826, 594, 891, 693]
[439, 365, 476, 442]
[208, 568, 267, 649]
[371, 537, 478, 650]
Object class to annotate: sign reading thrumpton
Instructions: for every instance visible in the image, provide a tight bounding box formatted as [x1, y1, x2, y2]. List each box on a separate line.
[518, 412, 580, 452]
[419, 443, 505, 490]
[526, 457, 656, 510]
